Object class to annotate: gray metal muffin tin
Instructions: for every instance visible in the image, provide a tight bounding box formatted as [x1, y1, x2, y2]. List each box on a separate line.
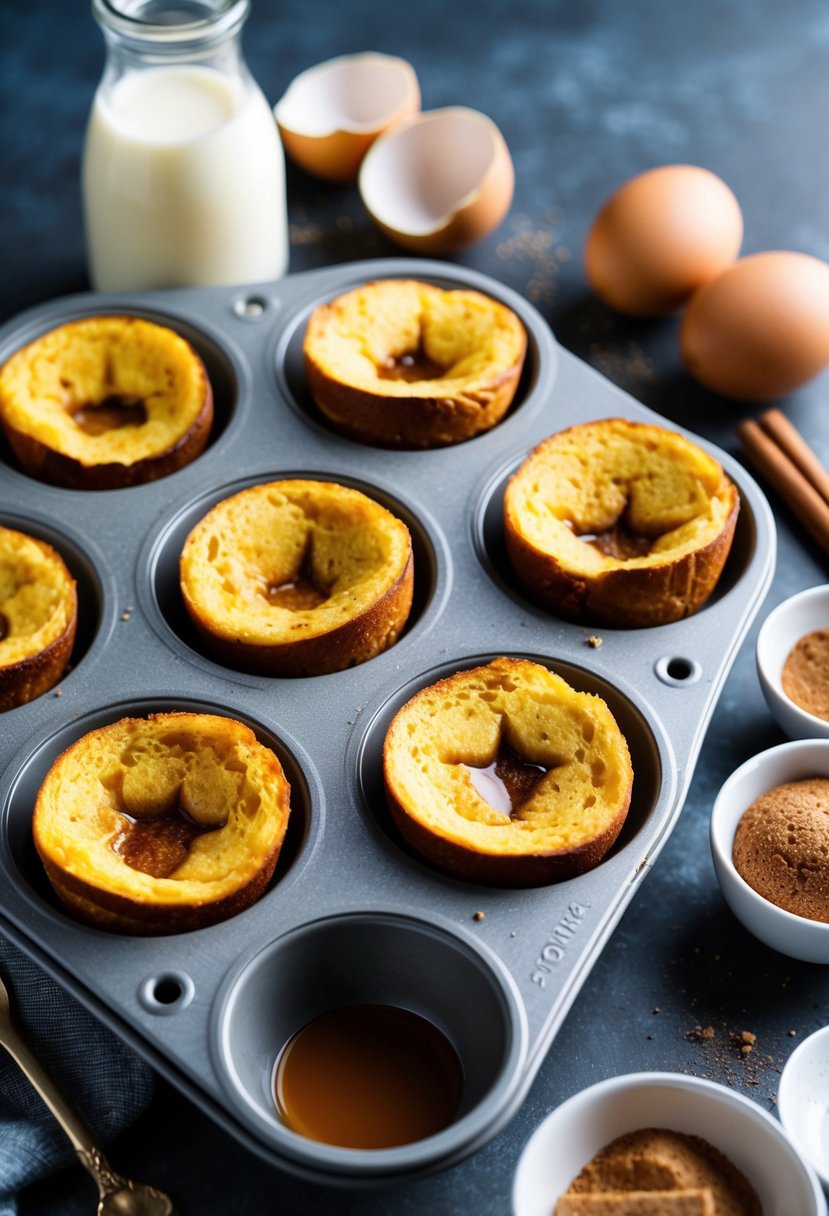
[0, 258, 775, 1185]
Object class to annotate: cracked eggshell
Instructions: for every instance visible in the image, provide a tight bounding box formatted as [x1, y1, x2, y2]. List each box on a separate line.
[359, 107, 514, 254]
[274, 52, 420, 182]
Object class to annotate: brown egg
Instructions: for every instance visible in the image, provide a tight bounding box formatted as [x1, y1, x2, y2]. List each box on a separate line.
[358, 107, 514, 254]
[585, 164, 743, 316]
[274, 52, 420, 182]
[680, 252, 829, 400]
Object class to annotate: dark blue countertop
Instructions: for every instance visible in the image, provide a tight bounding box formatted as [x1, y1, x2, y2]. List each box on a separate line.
[2, 1, 829, 1212]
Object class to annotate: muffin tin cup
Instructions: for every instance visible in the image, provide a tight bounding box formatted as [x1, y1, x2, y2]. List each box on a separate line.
[0, 258, 776, 1183]
[213, 911, 528, 1182]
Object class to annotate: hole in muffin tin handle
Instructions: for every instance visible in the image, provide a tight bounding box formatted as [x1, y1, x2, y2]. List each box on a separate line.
[654, 655, 703, 687]
[138, 972, 195, 1015]
[232, 295, 272, 320]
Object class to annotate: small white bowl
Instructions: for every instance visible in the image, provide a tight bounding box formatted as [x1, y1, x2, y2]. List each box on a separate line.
[757, 584, 829, 740]
[779, 1025, 829, 1190]
[710, 738, 829, 963]
[512, 1071, 825, 1216]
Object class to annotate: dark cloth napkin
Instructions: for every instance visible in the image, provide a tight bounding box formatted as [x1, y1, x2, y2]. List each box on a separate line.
[0, 936, 154, 1215]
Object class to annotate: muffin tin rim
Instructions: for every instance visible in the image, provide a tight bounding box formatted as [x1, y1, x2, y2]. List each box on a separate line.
[209, 905, 531, 1178]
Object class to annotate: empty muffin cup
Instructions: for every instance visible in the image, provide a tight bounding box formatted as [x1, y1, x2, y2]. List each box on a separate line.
[212, 911, 527, 1181]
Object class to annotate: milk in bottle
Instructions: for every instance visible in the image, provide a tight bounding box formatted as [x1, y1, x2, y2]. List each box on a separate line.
[82, 0, 288, 292]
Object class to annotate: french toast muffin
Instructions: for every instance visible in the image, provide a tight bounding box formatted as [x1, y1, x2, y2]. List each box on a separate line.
[0, 524, 77, 711]
[33, 712, 291, 934]
[504, 418, 739, 628]
[383, 657, 633, 886]
[303, 278, 527, 448]
[0, 315, 213, 489]
[179, 479, 414, 677]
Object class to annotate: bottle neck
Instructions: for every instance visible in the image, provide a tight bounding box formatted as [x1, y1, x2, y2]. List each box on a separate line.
[92, 0, 250, 73]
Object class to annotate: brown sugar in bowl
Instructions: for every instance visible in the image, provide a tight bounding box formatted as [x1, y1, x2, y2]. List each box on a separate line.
[0, 315, 213, 489]
[503, 418, 739, 629]
[33, 712, 291, 934]
[0, 524, 77, 711]
[558, 1126, 762, 1215]
[303, 279, 527, 449]
[382, 656, 633, 886]
[732, 777, 829, 923]
[179, 479, 414, 677]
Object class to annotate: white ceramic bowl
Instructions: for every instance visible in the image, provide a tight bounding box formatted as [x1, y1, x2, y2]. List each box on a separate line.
[779, 1025, 829, 1190]
[757, 584, 829, 739]
[512, 1071, 825, 1216]
[710, 738, 829, 962]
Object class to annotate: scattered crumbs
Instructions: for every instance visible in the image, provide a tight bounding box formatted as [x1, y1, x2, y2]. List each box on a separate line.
[585, 634, 603, 649]
[495, 215, 564, 305]
[126, 605, 134, 612]
[588, 343, 657, 394]
[788, 1029, 798, 1037]
[510, 931, 516, 938]
[121, 612, 131, 621]
[646, 1034, 653, 1041]
[683, 1021, 779, 1092]
[652, 1007, 661, 1015]
[769, 1093, 777, 1106]
[737, 1030, 757, 1058]
[53, 688, 62, 697]
[289, 222, 323, 246]
[473, 911, 485, 922]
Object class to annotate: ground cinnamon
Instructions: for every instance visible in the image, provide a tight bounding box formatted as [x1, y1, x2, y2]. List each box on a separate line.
[782, 628, 829, 720]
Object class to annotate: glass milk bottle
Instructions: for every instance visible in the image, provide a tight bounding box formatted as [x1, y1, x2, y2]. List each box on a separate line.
[82, 0, 288, 291]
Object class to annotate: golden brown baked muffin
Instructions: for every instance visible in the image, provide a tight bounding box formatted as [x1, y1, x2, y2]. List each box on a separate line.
[0, 525, 77, 711]
[504, 418, 739, 628]
[180, 479, 414, 677]
[303, 279, 527, 448]
[383, 657, 632, 886]
[560, 1128, 761, 1216]
[0, 316, 213, 489]
[732, 777, 829, 921]
[33, 712, 291, 934]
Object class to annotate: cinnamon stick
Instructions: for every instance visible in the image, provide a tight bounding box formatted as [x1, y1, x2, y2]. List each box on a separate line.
[757, 408, 829, 504]
[738, 415, 829, 558]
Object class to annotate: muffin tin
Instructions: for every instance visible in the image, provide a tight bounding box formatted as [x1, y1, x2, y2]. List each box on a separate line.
[0, 258, 775, 1185]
